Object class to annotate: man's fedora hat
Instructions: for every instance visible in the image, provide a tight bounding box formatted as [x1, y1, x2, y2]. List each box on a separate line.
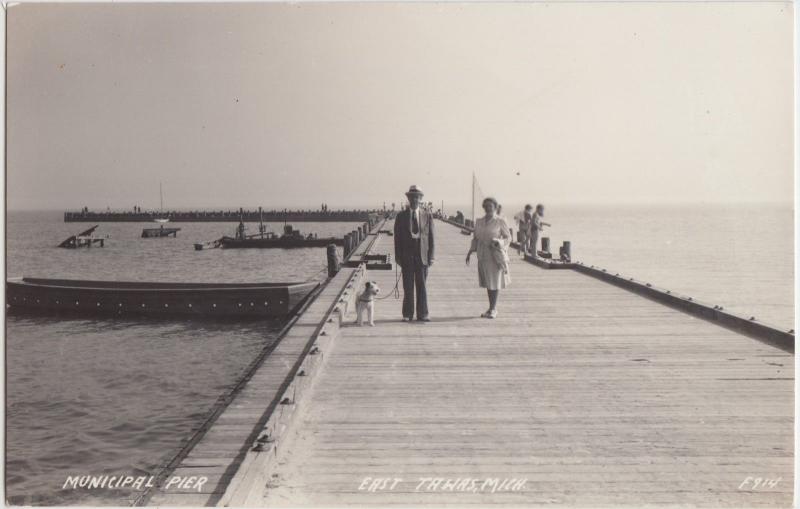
[405, 185, 424, 197]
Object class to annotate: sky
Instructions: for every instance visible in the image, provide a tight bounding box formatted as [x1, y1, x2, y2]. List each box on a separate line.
[5, 1, 794, 211]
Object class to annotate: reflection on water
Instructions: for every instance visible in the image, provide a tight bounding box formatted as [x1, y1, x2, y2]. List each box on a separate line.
[5, 212, 364, 505]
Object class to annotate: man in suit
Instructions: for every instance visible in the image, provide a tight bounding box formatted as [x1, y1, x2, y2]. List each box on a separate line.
[394, 185, 435, 322]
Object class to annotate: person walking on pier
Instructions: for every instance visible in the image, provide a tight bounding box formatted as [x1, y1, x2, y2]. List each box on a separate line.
[466, 197, 511, 319]
[394, 185, 435, 322]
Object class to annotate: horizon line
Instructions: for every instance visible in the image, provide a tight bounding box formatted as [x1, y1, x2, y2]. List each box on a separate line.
[4, 199, 795, 213]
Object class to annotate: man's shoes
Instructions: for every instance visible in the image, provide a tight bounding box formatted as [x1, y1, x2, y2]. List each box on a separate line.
[402, 317, 412, 322]
[417, 316, 431, 322]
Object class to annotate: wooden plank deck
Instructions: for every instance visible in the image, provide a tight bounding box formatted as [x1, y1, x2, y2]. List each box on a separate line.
[246, 218, 793, 507]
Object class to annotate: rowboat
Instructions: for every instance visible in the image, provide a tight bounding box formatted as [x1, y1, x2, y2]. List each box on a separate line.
[6, 277, 318, 318]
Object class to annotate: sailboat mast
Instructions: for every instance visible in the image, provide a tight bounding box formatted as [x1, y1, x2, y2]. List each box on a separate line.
[160, 182, 163, 213]
[472, 172, 475, 223]
[259, 206, 265, 238]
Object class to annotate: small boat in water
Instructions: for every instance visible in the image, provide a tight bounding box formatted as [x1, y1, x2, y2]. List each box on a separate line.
[141, 225, 181, 238]
[217, 224, 344, 249]
[6, 277, 318, 318]
[152, 182, 170, 223]
[194, 211, 343, 250]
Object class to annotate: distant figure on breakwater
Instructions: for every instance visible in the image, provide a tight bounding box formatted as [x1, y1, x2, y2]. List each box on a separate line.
[529, 204, 551, 257]
[394, 185, 435, 322]
[466, 197, 511, 319]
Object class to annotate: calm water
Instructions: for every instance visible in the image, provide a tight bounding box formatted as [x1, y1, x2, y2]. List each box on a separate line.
[5, 205, 794, 505]
[5, 212, 363, 505]
[497, 203, 793, 328]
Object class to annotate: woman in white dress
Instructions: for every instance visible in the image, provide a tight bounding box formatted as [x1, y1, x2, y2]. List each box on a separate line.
[465, 197, 511, 319]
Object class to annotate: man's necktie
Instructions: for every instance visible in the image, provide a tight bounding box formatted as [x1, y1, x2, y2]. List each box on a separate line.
[412, 211, 419, 235]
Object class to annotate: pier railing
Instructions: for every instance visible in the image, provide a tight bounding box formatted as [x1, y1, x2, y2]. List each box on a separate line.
[335, 217, 378, 264]
[440, 217, 794, 352]
[137, 217, 388, 506]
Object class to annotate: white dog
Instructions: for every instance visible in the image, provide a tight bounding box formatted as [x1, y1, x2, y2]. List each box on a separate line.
[355, 281, 380, 326]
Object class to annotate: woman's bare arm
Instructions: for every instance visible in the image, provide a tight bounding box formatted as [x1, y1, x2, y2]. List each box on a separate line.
[466, 231, 477, 264]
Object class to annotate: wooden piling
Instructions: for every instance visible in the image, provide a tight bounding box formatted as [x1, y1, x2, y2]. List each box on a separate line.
[326, 244, 340, 277]
[343, 233, 352, 258]
[561, 240, 571, 261]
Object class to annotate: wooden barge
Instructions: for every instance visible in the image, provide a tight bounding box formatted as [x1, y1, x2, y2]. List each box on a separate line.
[216, 236, 344, 249]
[6, 277, 318, 318]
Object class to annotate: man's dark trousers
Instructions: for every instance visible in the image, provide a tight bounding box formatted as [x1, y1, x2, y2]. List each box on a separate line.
[402, 239, 428, 319]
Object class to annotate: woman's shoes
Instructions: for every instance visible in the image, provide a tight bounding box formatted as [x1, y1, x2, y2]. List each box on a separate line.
[480, 309, 498, 319]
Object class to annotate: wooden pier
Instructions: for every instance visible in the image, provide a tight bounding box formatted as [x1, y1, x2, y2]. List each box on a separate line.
[140, 218, 793, 507]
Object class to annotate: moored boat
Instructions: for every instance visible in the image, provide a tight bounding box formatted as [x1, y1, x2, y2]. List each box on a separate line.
[6, 277, 318, 318]
[195, 220, 343, 250]
[218, 235, 344, 249]
[141, 226, 181, 238]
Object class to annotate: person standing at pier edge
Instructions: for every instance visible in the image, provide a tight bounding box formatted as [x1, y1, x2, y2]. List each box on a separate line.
[394, 185, 435, 322]
[466, 197, 511, 318]
[528, 203, 551, 257]
[515, 204, 534, 256]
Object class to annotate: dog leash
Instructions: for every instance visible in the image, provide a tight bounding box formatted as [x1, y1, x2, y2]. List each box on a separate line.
[376, 263, 401, 300]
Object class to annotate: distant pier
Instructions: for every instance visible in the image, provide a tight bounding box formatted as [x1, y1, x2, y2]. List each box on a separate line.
[64, 209, 379, 223]
[135, 218, 794, 507]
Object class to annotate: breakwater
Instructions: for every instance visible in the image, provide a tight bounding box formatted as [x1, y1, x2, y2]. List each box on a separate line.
[64, 209, 383, 223]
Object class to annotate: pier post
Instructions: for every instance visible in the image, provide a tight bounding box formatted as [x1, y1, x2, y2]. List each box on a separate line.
[327, 244, 340, 277]
[561, 241, 571, 262]
[541, 237, 550, 254]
